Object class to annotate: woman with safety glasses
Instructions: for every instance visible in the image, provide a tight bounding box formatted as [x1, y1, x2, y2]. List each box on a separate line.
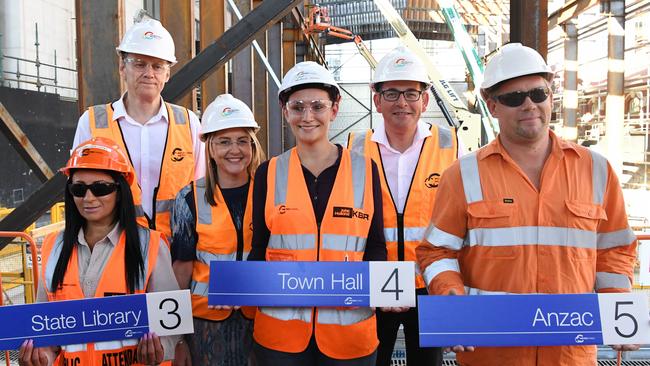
[247, 61, 386, 365]
[170, 94, 265, 365]
[18, 137, 179, 366]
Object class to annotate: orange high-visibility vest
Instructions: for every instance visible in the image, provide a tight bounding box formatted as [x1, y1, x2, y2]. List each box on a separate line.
[88, 102, 195, 239]
[190, 177, 256, 320]
[348, 125, 457, 288]
[41, 226, 163, 366]
[254, 148, 378, 360]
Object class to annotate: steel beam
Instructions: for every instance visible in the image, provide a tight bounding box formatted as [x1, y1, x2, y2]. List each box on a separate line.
[162, 0, 303, 103]
[268, 22, 283, 157]
[548, 0, 599, 29]
[200, 0, 228, 110]
[604, 0, 625, 175]
[0, 172, 66, 248]
[563, 20, 578, 141]
[252, 0, 269, 156]
[160, 0, 196, 110]
[75, 0, 123, 112]
[231, 0, 254, 108]
[510, 0, 548, 58]
[282, 22, 298, 150]
[0, 102, 54, 182]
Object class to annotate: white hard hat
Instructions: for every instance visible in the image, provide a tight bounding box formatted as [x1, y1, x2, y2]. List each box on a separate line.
[116, 19, 177, 64]
[371, 46, 430, 91]
[480, 43, 553, 90]
[278, 61, 340, 100]
[200, 94, 260, 141]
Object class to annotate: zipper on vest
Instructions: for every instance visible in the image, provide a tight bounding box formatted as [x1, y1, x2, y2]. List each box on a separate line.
[397, 213, 405, 261]
[150, 186, 159, 229]
[313, 221, 322, 335]
[235, 226, 244, 261]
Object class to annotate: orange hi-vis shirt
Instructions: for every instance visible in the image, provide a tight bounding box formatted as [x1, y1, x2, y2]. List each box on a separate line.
[416, 131, 637, 366]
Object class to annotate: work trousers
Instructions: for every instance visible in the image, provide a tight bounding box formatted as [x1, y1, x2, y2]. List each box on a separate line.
[253, 336, 377, 366]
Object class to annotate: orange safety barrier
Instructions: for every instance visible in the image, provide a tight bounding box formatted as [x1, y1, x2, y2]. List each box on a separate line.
[0, 232, 38, 366]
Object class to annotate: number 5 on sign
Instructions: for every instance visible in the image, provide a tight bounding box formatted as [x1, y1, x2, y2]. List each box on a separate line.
[369, 262, 416, 307]
[599, 293, 650, 345]
[145, 290, 194, 336]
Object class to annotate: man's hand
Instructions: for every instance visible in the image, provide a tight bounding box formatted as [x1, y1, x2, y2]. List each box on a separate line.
[610, 344, 640, 352]
[444, 288, 475, 353]
[379, 307, 410, 313]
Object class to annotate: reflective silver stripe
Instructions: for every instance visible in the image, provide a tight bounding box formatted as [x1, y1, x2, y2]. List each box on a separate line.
[273, 151, 291, 206]
[317, 307, 373, 326]
[424, 226, 464, 250]
[466, 226, 597, 249]
[195, 178, 212, 225]
[384, 226, 427, 243]
[135, 205, 145, 217]
[349, 133, 367, 155]
[350, 152, 367, 209]
[93, 104, 109, 129]
[438, 126, 453, 149]
[423, 258, 460, 286]
[595, 272, 631, 290]
[62, 344, 87, 352]
[260, 307, 311, 322]
[590, 150, 607, 205]
[464, 286, 512, 295]
[94, 339, 139, 351]
[321, 234, 366, 252]
[169, 104, 188, 125]
[459, 152, 482, 203]
[268, 234, 316, 250]
[597, 228, 637, 249]
[191, 280, 209, 296]
[155, 199, 174, 213]
[196, 250, 238, 264]
[44, 232, 65, 290]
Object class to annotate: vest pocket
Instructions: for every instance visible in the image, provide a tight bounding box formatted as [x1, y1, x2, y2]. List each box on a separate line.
[565, 200, 607, 232]
[266, 249, 297, 261]
[466, 201, 517, 258]
[467, 200, 516, 228]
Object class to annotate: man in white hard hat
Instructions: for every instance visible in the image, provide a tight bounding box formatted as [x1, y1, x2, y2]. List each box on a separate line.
[72, 18, 205, 244]
[416, 43, 638, 365]
[348, 46, 460, 366]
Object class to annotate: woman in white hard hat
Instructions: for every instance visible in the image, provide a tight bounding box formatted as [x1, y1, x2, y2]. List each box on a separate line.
[170, 94, 265, 365]
[247, 62, 387, 365]
[18, 137, 179, 366]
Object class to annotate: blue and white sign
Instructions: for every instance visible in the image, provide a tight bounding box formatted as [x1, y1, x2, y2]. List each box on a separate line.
[0, 290, 193, 350]
[209, 261, 415, 307]
[418, 293, 650, 347]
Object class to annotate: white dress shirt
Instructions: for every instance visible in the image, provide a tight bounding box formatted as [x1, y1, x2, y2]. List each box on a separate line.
[73, 95, 205, 218]
[371, 120, 462, 213]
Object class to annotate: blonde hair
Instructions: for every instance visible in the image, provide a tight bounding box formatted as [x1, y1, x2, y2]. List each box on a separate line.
[203, 128, 265, 206]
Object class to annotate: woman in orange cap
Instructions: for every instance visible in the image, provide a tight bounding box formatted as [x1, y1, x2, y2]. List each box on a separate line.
[18, 137, 180, 366]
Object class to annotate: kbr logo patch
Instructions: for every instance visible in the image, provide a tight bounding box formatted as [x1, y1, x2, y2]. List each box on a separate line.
[333, 206, 369, 220]
[424, 172, 440, 188]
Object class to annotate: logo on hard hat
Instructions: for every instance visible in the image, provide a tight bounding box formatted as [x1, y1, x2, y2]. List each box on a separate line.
[294, 71, 316, 81]
[393, 58, 412, 68]
[221, 107, 238, 117]
[143, 31, 162, 40]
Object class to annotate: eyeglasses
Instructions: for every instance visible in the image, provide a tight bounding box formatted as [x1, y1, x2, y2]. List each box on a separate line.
[493, 87, 550, 107]
[124, 57, 170, 74]
[68, 182, 119, 197]
[379, 89, 424, 102]
[212, 138, 253, 150]
[285, 100, 333, 116]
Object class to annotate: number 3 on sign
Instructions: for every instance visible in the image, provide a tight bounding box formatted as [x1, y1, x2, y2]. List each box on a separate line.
[145, 290, 194, 336]
[599, 293, 650, 345]
[369, 262, 416, 307]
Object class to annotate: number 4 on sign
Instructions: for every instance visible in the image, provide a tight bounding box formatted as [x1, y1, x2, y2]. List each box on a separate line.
[369, 262, 416, 307]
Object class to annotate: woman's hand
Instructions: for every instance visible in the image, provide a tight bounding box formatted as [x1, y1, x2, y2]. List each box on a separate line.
[18, 340, 55, 366]
[137, 332, 164, 365]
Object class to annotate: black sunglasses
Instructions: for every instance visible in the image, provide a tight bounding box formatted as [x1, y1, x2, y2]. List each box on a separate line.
[68, 182, 119, 197]
[494, 87, 550, 107]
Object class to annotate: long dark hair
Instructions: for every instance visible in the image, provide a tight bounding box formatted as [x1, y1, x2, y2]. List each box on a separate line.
[51, 169, 145, 294]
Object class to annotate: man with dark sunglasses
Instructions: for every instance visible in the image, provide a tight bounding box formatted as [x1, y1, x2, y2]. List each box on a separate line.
[348, 46, 461, 366]
[417, 43, 638, 365]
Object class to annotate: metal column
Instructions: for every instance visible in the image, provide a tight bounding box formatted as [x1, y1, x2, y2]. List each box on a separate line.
[268, 23, 283, 157]
[200, 0, 228, 111]
[603, 0, 625, 175]
[510, 0, 548, 58]
[282, 22, 298, 150]
[563, 19, 578, 141]
[231, 0, 253, 107]
[252, 0, 269, 156]
[160, 0, 196, 110]
[75, 0, 123, 111]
